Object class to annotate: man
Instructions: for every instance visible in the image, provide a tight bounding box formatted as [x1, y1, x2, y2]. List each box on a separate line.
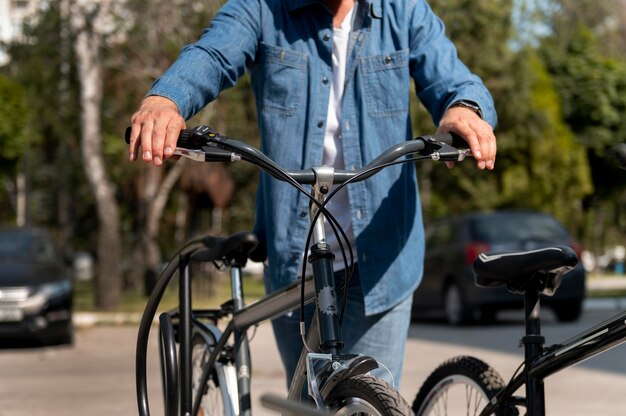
[128, 0, 497, 387]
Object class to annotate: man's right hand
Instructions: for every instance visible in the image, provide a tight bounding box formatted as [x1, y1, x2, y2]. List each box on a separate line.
[128, 95, 186, 166]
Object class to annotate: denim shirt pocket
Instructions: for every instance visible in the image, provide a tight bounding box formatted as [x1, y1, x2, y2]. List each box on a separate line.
[260, 43, 308, 116]
[360, 49, 410, 117]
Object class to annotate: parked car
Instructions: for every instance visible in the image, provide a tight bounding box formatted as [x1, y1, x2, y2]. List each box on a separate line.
[0, 228, 73, 344]
[412, 211, 586, 325]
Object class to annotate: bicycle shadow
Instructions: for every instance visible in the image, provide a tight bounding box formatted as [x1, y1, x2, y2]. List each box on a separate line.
[408, 307, 626, 377]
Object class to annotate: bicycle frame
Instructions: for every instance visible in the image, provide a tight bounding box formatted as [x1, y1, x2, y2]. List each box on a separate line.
[479, 290, 626, 416]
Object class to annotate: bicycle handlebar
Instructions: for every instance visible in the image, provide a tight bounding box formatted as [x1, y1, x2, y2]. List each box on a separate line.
[125, 126, 472, 184]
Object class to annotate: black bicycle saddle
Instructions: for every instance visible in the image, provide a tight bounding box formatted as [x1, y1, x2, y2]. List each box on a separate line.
[192, 232, 263, 266]
[473, 245, 579, 295]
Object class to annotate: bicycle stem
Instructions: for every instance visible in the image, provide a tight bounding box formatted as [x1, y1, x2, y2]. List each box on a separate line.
[307, 166, 343, 355]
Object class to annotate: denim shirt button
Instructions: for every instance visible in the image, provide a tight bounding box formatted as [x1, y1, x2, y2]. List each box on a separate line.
[299, 211, 307, 218]
[323, 33, 331, 41]
[322, 77, 329, 85]
[317, 121, 324, 128]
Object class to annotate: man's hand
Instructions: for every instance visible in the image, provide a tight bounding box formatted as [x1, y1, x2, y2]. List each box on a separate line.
[437, 106, 496, 170]
[128, 96, 186, 166]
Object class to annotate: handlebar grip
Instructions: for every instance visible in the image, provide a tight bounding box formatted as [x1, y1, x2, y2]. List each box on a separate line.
[420, 132, 467, 148]
[124, 126, 209, 150]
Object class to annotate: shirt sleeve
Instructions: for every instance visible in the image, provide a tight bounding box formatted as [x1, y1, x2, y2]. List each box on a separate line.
[147, 0, 261, 120]
[407, 0, 497, 128]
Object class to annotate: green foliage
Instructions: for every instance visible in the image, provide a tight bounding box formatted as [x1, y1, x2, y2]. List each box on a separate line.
[0, 73, 27, 170]
[537, 0, 626, 246]
[501, 51, 592, 221]
[418, 0, 594, 239]
[541, 27, 626, 153]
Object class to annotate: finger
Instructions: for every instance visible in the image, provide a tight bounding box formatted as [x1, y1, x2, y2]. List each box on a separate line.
[486, 129, 497, 170]
[128, 120, 142, 162]
[164, 118, 185, 159]
[457, 125, 485, 169]
[475, 122, 496, 170]
[151, 118, 168, 166]
[140, 120, 154, 162]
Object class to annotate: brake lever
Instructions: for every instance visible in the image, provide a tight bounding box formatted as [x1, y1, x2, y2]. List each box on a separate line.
[173, 148, 206, 162]
[172, 146, 242, 162]
[427, 141, 473, 162]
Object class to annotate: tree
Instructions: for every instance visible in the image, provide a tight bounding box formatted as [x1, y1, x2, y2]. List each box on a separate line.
[415, 0, 594, 238]
[4, 2, 84, 241]
[70, 0, 127, 309]
[0, 74, 28, 225]
[538, 0, 626, 247]
[414, 0, 517, 221]
[106, 0, 237, 293]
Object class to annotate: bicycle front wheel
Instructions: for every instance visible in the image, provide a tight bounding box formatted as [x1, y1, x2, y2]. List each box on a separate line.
[412, 356, 516, 416]
[327, 374, 414, 416]
[191, 330, 230, 416]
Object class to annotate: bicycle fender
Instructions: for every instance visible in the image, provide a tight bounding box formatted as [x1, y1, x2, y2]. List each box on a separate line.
[319, 355, 379, 400]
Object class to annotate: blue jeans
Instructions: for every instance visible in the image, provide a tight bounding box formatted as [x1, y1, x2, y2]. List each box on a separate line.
[270, 265, 413, 389]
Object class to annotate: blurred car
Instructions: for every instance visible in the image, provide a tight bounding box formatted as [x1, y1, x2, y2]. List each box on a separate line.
[0, 227, 73, 344]
[412, 211, 586, 325]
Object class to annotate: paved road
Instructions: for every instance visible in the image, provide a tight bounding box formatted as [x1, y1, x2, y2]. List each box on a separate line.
[0, 306, 625, 415]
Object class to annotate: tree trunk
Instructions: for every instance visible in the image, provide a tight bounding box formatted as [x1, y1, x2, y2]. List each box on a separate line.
[72, 5, 122, 310]
[129, 160, 186, 295]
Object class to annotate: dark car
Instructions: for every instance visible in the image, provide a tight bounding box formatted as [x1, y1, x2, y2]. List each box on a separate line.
[412, 211, 586, 325]
[0, 228, 73, 344]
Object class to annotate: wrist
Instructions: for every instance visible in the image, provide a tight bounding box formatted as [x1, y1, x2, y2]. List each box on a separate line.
[141, 95, 180, 113]
[449, 100, 483, 119]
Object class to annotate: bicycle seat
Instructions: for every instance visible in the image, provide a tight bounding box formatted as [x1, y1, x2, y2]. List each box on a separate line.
[472, 245, 578, 295]
[192, 232, 263, 266]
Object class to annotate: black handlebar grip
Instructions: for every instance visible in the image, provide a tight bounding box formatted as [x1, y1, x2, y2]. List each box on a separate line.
[124, 127, 132, 144]
[423, 132, 467, 148]
[124, 126, 206, 149]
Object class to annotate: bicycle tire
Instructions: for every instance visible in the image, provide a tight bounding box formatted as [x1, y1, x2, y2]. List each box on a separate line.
[412, 356, 518, 416]
[326, 374, 414, 416]
[191, 329, 230, 416]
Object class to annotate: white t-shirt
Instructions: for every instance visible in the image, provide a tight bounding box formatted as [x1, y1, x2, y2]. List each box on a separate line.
[322, 6, 357, 271]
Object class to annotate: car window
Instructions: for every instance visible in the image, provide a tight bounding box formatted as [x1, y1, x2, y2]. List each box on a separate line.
[470, 214, 570, 243]
[0, 230, 57, 262]
[426, 222, 454, 248]
[0, 232, 35, 256]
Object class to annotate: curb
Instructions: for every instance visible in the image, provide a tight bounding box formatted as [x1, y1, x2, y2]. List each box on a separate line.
[73, 312, 143, 328]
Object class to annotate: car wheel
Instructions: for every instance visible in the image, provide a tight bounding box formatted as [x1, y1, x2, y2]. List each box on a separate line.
[444, 283, 472, 325]
[478, 306, 498, 323]
[551, 299, 583, 322]
[55, 322, 75, 346]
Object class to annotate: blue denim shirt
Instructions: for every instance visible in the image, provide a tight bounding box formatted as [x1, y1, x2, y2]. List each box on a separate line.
[148, 0, 496, 315]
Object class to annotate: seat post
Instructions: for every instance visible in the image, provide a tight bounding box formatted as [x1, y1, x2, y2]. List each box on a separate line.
[522, 288, 546, 416]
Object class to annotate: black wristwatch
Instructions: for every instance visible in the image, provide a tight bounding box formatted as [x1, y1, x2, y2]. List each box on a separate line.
[450, 100, 483, 119]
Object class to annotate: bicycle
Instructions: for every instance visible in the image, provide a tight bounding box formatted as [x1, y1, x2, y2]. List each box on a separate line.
[412, 244, 626, 415]
[128, 125, 471, 416]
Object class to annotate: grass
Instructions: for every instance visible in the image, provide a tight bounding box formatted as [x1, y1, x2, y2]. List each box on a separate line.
[74, 271, 626, 313]
[74, 272, 266, 313]
[586, 272, 626, 298]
